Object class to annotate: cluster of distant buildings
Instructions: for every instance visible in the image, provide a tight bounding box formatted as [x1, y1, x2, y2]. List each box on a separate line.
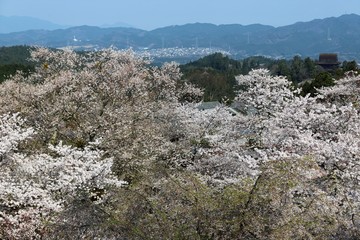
[136, 47, 230, 59]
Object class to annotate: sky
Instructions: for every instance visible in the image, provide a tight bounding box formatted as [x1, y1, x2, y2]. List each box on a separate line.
[1, 0, 360, 30]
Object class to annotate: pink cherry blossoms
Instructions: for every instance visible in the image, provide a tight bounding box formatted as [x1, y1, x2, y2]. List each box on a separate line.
[1, 47, 360, 238]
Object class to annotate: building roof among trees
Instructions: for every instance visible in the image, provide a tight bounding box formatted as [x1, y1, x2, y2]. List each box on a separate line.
[317, 53, 340, 64]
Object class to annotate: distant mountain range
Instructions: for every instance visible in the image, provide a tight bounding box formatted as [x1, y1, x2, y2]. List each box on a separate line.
[0, 16, 69, 33]
[0, 16, 133, 34]
[1, 14, 360, 60]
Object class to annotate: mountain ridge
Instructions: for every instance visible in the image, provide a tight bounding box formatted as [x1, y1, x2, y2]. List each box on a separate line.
[0, 16, 69, 33]
[1, 14, 360, 60]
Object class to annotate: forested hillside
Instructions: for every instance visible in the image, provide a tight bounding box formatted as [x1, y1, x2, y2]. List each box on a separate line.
[0, 46, 35, 82]
[181, 53, 359, 101]
[180, 53, 242, 101]
[1, 47, 360, 239]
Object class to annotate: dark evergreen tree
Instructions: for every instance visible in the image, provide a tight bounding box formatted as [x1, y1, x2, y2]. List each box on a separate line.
[342, 60, 358, 72]
[301, 72, 335, 96]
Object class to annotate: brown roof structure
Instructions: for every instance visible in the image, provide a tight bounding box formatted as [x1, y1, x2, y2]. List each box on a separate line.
[316, 53, 341, 69]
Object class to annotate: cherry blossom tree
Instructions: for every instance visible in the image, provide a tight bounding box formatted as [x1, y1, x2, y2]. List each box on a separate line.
[0, 112, 126, 239]
[232, 69, 360, 238]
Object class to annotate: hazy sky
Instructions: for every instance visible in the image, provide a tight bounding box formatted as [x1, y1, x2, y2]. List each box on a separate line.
[1, 0, 359, 30]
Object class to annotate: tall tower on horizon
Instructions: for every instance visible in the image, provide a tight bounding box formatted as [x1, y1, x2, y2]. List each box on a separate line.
[327, 27, 332, 41]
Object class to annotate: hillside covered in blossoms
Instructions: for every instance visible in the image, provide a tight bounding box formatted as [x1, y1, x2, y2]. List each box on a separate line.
[1, 47, 360, 239]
